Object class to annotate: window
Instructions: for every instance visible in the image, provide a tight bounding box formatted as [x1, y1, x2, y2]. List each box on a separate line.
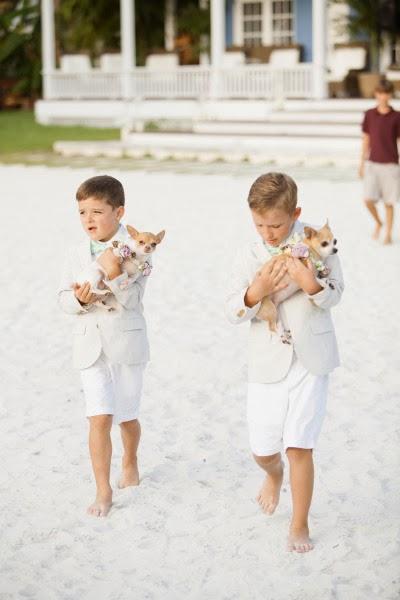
[271, 0, 294, 45]
[242, 1, 263, 47]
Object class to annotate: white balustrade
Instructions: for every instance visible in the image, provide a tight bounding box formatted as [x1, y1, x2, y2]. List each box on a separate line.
[46, 65, 313, 100]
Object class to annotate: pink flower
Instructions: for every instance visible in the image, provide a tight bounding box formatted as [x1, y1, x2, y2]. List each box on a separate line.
[119, 245, 132, 259]
[291, 243, 309, 258]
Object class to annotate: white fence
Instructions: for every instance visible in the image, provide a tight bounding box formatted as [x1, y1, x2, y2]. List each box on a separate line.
[44, 64, 314, 100]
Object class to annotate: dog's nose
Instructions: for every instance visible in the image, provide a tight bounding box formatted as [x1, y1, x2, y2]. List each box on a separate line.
[333, 248, 338, 253]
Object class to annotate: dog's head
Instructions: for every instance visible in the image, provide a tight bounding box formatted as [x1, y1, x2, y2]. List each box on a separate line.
[126, 225, 165, 257]
[303, 221, 338, 259]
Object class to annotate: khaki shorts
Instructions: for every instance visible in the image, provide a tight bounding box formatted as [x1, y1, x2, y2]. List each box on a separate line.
[364, 160, 400, 205]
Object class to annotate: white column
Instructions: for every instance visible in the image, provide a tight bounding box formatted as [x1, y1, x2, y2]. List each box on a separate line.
[165, 0, 176, 52]
[312, 0, 328, 99]
[121, 0, 136, 98]
[210, 0, 225, 68]
[210, 0, 225, 97]
[41, 0, 56, 99]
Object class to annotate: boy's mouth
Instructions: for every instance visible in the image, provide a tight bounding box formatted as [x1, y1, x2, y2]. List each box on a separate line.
[88, 226, 97, 232]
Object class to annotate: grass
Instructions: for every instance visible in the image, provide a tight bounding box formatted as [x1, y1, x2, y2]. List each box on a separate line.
[0, 110, 119, 156]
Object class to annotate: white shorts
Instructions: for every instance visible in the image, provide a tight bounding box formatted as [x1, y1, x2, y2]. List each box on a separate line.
[363, 160, 400, 205]
[247, 356, 328, 456]
[80, 353, 144, 424]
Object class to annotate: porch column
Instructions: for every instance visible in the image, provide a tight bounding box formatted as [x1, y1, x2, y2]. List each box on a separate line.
[312, 0, 328, 99]
[165, 0, 176, 52]
[120, 0, 136, 99]
[41, 0, 56, 99]
[210, 0, 225, 97]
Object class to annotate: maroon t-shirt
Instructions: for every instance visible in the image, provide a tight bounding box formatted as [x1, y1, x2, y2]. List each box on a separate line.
[362, 107, 400, 164]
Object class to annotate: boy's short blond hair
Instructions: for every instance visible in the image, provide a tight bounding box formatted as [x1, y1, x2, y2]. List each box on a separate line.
[247, 172, 297, 214]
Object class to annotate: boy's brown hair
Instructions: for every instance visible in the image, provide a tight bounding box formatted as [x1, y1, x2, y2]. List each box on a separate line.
[247, 172, 297, 214]
[375, 79, 394, 95]
[76, 175, 125, 208]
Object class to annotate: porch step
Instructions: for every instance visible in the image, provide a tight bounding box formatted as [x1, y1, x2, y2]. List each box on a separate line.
[192, 120, 360, 138]
[53, 132, 359, 166]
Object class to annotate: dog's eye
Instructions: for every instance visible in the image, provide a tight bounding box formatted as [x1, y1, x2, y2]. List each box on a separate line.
[151, 243, 156, 248]
[139, 241, 144, 245]
[321, 241, 329, 247]
[333, 238, 337, 245]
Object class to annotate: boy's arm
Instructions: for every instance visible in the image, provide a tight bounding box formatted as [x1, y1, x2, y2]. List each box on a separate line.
[104, 272, 148, 310]
[58, 251, 94, 315]
[307, 254, 344, 310]
[225, 249, 287, 324]
[359, 133, 370, 178]
[225, 250, 261, 324]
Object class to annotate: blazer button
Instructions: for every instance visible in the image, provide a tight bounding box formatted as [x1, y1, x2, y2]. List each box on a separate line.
[237, 309, 245, 318]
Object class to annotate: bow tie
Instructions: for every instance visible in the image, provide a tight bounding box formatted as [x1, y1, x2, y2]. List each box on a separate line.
[90, 240, 109, 255]
[265, 243, 283, 256]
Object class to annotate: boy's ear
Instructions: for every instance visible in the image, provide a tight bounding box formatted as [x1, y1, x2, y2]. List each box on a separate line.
[304, 226, 317, 239]
[155, 230, 165, 244]
[126, 225, 139, 239]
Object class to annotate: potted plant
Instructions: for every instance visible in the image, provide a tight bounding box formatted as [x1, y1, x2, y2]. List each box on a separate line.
[332, 0, 400, 98]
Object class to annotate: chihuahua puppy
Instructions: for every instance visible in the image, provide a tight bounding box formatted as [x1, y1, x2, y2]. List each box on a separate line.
[75, 225, 165, 310]
[257, 222, 338, 333]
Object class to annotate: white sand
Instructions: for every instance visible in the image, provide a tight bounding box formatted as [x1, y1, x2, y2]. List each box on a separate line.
[1, 163, 399, 600]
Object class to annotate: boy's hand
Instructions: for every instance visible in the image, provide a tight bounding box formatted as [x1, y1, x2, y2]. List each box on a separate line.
[245, 258, 287, 307]
[286, 258, 322, 295]
[73, 282, 99, 305]
[97, 248, 122, 280]
[358, 161, 365, 178]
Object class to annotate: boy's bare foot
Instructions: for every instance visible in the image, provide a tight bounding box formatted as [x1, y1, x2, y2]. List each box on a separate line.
[287, 525, 314, 553]
[87, 489, 113, 517]
[256, 461, 284, 515]
[383, 234, 392, 245]
[118, 459, 140, 489]
[372, 222, 382, 240]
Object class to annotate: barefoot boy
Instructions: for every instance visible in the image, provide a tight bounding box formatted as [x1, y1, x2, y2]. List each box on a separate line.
[360, 79, 400, 244]
[226, 173, 344, 552]
[58, 175, 150, 517]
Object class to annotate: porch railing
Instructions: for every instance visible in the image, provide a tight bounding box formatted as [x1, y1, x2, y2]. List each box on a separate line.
[44, 64, 314, 101]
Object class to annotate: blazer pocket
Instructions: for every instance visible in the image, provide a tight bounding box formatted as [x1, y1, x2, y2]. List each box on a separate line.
[120, 318, 144, 331]
[73, 322, 87, 335]
[310, 316, 333, 334]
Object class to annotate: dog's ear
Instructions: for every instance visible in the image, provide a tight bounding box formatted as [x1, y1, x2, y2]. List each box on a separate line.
[155, 230, 165, 244]
[126, 225, 139, 239]
[304, 226, 317, 239]
[325, 218, 330, 228]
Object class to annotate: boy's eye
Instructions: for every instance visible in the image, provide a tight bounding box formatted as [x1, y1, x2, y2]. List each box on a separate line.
[321, 241, 329, 247]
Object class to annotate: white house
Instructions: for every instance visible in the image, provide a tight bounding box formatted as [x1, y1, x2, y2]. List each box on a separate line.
[35, 0, 394, 127]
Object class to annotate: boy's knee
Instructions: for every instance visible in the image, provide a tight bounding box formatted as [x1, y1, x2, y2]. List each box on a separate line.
[286, 447, 312, 460]
[253, 452, 280, 468]
[89, 414, 113, 430]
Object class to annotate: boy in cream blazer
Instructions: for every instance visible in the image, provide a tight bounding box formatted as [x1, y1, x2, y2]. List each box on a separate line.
[226, 172, 344, 552]
[58, 175, 150, 517]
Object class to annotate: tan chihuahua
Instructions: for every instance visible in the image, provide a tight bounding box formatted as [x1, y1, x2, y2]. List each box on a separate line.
[257, 222, 338, 333]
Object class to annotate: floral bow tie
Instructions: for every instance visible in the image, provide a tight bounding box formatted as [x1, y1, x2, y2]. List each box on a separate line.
[90, 240, 109, 255]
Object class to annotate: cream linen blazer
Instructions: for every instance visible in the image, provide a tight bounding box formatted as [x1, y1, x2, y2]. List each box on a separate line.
[58, 226, 149, 370]
[225, 223, 344, 383]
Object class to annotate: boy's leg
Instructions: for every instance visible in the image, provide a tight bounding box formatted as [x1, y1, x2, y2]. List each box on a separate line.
[254, 453, 284, 515]
[286, 447, 314, 553]
[118, 419, 141, 488]
[88, 414, 113, 517]
[383, 203, 394, 245]
[364, 199, 382, 239]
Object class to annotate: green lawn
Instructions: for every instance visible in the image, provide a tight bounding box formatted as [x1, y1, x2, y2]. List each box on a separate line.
[0, 110, 119, 155]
